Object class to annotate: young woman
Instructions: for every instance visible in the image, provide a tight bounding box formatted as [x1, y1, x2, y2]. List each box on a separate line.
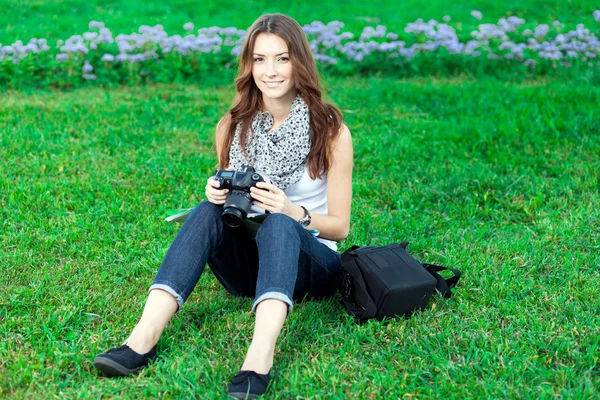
[94, 13, 353, 399]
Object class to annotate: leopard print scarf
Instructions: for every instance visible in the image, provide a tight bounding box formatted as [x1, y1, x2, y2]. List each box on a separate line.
[229, 93, 311, 190]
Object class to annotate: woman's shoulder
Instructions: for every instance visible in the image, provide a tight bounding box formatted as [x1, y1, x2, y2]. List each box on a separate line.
[334, 123, 352, 148]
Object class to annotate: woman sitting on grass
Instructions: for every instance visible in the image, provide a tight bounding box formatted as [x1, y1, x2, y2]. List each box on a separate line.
[93, 13, 353, 399]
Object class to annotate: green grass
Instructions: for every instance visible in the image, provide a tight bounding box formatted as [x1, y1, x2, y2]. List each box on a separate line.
[1, 75, 599, 398]
[2, 0, 600, 398]
[1, 0, 599, 44]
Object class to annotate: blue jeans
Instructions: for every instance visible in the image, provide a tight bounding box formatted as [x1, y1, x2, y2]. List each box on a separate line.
[149, 201, 343, 317]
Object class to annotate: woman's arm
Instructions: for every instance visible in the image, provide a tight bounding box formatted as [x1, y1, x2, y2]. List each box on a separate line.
[302, 124, 353, 241]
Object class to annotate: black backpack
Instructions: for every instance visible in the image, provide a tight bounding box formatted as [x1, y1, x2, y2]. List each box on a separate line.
[337, 242, 462, 321]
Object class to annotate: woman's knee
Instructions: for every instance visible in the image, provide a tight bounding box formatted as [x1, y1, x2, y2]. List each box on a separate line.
[255, 213, 300, 243]
[188, 201, 222, 223]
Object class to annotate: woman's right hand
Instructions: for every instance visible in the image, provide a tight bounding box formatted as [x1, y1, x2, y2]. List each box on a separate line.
[205, 176, 230, 205]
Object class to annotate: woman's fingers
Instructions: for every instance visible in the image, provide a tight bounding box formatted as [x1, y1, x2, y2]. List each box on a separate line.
[250, 186, 278, 200]
[206, 177, 229, 205]
[250, 187, 272, 202]
[250, 189, 284, 211]
[206, 184, 229, 196]
[207, 193, 227, 205]
[252, 198, 279, 212]
[207, 187, 229, 196]
[254, 181, 281, 193]
[207, 177, 229, 193]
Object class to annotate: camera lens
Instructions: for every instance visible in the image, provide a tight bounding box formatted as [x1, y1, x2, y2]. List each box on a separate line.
[251, 174, 260, 181]
[222, 190, 253, 228]
[222, 208, 243, 227]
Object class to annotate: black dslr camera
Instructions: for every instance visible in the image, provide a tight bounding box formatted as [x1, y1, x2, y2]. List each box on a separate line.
[213, 165, 265, 227]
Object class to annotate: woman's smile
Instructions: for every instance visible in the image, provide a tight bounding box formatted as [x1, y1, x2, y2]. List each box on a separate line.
[263, 80, 284, 88]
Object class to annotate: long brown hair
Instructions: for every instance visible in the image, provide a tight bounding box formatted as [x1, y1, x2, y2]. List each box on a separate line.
[217, 13, 344, 180]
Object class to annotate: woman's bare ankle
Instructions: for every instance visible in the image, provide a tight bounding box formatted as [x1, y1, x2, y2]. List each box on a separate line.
[124, 329, 160, 354]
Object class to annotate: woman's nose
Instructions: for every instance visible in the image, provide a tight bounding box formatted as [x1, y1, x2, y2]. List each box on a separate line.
[265, 62, 277, 76]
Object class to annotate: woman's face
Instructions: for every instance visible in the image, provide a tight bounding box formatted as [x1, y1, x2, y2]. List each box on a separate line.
[251, 33, 296, 102]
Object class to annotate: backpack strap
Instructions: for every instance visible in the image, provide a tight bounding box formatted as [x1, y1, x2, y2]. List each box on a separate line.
[422, 263, 462, 298]
[339, 246, 378, 320]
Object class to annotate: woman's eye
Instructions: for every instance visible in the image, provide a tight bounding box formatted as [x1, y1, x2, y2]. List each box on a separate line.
[253, 57, 288, 62]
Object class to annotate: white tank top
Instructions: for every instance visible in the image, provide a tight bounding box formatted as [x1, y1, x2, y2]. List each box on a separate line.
[248, 168, 337, 251]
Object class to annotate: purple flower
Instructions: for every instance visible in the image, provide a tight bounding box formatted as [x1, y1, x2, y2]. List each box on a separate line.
[399, 47, 416, 58]
[534, 24, 550, 38]
[98, 28, 114, 43]
[23, 43, 39, 53]
[507, 16, 525, 26]
[314, 54, 337, 64]
[378, 42, 397, 52]
[374, 25, 387, 38]
[139, 25, 154, 34]
[0, 17, 595, 80]
[83, 32, 98, 41]
[89, 20, 105, 29]
[82, 60, 94, 73]
[327, 20, 345, 31]
[231, 45, 242, 56]
[221, 27, 238, 36]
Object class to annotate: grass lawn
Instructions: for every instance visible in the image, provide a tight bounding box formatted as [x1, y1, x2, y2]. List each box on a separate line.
[2, 0, 600, 398]
[1, 74, 599, 398]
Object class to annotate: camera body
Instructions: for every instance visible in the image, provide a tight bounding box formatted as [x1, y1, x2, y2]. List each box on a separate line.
[214, 165, 265, 227]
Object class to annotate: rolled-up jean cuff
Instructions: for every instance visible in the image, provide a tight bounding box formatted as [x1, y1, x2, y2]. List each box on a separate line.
[148, 283, 184, 310]
[251, 291, 293, 317]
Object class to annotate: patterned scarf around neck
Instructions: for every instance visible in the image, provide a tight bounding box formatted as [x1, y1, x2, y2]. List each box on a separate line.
[229, 93, 311, 190]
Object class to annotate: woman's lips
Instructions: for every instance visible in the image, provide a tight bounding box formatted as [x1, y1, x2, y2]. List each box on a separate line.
[264, 80, 284, 88]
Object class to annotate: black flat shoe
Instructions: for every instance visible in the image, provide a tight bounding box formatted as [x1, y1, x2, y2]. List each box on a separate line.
[227, 369, 272, 399]
[93, 344, 157, 377]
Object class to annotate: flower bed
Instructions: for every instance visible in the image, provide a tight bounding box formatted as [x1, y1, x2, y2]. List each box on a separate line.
[1, 10, 599, 89]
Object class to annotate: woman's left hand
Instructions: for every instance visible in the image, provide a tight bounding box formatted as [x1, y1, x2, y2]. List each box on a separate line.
[250, 182, 298, 217]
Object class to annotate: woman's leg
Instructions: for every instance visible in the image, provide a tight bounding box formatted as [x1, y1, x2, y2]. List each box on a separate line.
[239, 213, 343, 374]
[123, 201, 246, 353]
[124, 289, 178, 354]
